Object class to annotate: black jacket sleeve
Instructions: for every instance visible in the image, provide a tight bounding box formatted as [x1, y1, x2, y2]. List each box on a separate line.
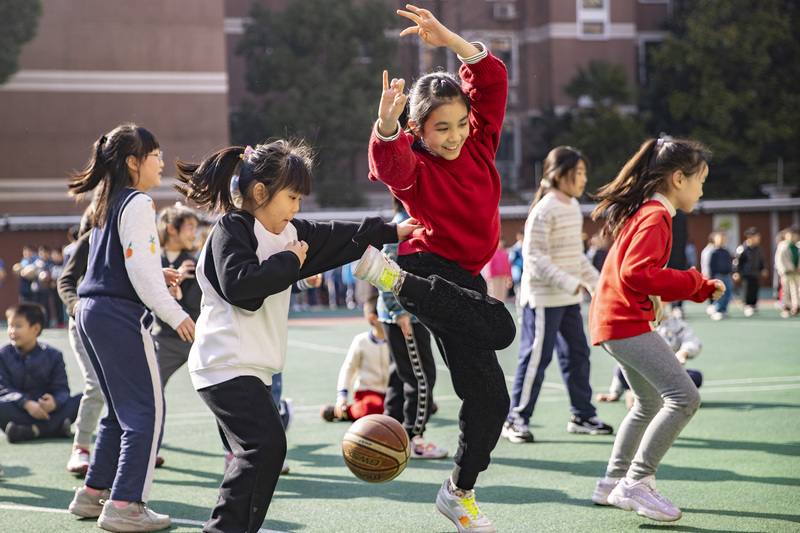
[57, 232, 91, 317]
[292, 216, 398, 278]
[205, 213, 302, 312]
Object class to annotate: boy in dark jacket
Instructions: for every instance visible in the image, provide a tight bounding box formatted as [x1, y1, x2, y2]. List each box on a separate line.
[0, 302, 81, 443]
[733, 227, 768, 317]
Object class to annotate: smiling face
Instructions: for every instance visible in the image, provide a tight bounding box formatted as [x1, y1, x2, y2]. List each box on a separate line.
[128, 149, 164, 192]
[254, 187, 302, 234]
[6, 313, 40, 354]
[416, 100, 469, 160]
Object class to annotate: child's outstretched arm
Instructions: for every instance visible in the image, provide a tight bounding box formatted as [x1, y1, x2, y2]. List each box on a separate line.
[397, 4, 479, 58]
[377, 71, 406, 138]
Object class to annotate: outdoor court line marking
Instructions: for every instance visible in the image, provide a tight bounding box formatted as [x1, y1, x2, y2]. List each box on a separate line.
[0, 504, 288, 533]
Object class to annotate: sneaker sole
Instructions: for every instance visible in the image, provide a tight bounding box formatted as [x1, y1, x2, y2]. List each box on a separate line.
[591, 488, 612, 506]
[97, 517, 172, 532]
[568, 423, 613, 435]
[435, 499, 496, 533]
[411, 452, 448, 459]
[609, 495, 682, 522]
[501, 428, 534, 443]
[69, 503, 103, 518]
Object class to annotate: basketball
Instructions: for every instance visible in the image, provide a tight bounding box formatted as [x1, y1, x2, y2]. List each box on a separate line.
[342, 414, 410, 483]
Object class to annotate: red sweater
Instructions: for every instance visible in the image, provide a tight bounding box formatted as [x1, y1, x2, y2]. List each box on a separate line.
[368, 51, 508, 275]
[589, 196, 717, 345]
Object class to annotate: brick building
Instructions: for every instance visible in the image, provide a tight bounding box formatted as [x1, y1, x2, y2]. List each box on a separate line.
[0, 0, 798, 314]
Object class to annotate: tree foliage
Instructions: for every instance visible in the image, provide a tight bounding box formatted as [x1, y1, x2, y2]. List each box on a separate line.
[644, 0, 800, 197]
[0, 0, 42, 85]
[532, 60, 648, 196]
[233, 0, 397, 207]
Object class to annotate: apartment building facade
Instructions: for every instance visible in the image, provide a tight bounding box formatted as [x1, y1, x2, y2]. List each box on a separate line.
[223, 0, 673, 198]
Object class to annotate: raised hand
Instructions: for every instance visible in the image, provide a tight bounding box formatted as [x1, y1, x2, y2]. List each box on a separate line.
[377, 70, 407, 137]
[397, 4, 455, 48]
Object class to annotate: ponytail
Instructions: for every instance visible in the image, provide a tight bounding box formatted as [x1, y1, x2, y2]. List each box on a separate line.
[591, 137, 710, 239]
[174, 147, 244, 214]
[175, 138, 313, 215]
[68, 123, 159, 228]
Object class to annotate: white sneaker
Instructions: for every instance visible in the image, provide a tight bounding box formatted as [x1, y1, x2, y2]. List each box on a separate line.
[352, 246, 403, 293]
[435, 477, 496, 532]
[97, 500, 171, 532]
[607, 475, 682, 522]
[591, 477, 618, 505]
[68, 486, 111, 518]
[710, 311, 724, 321]
[410, 436, 448, 459]
[501, 420, 534, 443]
[706, 304, 716, 315]
[67, 448, 91, 475]
[743, 305, 755, 317]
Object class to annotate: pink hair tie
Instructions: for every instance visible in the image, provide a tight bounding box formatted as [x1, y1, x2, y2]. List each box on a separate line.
[240, 145, 254, 160]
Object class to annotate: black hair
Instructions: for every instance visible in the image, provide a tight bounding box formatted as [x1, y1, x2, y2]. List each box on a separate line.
[68, 123, 160, 228]
[406, 71, 471, 139]
[6, 302, 46, 331]
[591, 138, 711, 239]
[363, 294, 379, 319]
[174, 138, 313, 215]
[531, 146, 589, 210]
[156, 204, 201, 247]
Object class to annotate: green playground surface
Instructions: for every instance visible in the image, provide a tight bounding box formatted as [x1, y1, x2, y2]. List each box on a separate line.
[1, 298, 799, 532]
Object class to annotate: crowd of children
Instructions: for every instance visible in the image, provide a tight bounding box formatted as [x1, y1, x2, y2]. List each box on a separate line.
[2, 5, 800, 533]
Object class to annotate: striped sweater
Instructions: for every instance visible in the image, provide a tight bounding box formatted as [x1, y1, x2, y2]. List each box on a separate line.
[519, 189, 598, 308]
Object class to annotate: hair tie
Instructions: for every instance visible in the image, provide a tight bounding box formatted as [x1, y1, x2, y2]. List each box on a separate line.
[230, 174, 243, 209]
[656, 138, 665, 148]
[240, 145, 254, 160]
[98, 134, 107, 147]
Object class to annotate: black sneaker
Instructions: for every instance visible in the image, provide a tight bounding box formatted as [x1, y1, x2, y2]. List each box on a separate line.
[56, 418, 74, 439]
[5, 422, 37, 443]
[320, 405, 335, 422]
[501, 420, 534, 443]
[568, 415, 613, 435]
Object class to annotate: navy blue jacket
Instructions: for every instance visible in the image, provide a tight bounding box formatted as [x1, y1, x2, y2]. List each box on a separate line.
[0, 342, 71, 409]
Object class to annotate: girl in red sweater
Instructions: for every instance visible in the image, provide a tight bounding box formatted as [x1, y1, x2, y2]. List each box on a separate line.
[588, 138, 725, 522]
[353, 5, 515, 532]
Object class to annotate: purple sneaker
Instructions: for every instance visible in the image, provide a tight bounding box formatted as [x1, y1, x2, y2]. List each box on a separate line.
[591, 478, 618, 505]
[607, 475, 682, 521]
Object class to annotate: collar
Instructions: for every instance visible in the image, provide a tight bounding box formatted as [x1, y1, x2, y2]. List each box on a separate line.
[650, 192, 676, 217]
[368, 331, 386, 344]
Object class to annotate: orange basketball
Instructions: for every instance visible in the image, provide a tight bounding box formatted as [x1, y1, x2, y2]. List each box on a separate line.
[342, 414, 410, 483]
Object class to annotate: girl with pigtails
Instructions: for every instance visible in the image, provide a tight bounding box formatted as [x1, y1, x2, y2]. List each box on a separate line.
[173, 139, 419, 533]
[588, 137, 725, 522]
[66, 123, 194, 532]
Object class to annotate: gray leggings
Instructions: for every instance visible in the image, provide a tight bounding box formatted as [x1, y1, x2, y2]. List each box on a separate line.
[601, 331, 701, 479]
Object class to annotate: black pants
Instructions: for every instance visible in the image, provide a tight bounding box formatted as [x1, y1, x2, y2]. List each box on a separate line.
[383, 321, 437, 439]
[741, 275, 760, 306]
[396, 252, 514, 490]
[198, 376, 286, 533]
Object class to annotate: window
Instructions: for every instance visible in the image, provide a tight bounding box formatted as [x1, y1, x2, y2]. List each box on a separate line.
[577, 0, 609, 39]
[490, 37, 514, 81]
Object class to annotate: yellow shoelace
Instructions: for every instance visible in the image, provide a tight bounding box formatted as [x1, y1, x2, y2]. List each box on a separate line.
[458, 491, 483, 520]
